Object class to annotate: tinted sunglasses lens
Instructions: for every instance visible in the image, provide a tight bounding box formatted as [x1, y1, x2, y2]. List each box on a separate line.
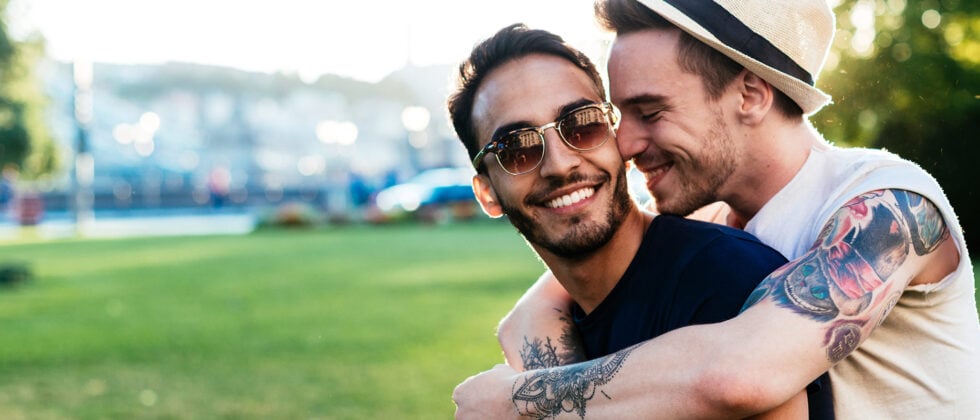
[497, 130, 544, 174]
[559, 107, 610, 150]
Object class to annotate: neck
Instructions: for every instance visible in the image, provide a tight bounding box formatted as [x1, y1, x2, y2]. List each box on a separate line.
[535, 206, 652, 315]
[723, 118, 822, 223]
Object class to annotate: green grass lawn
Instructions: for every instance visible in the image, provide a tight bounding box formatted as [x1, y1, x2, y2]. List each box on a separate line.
[0, 222, 544, 419]
[1, 224, 977, 419]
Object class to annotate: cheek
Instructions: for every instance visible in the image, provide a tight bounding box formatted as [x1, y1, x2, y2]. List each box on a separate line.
[596, 141, 627, 169]
[490, 175, 535, 205]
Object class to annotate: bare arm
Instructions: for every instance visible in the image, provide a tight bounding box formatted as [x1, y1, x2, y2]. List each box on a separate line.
[497, 240, 809, 420]
[498, 271, 585, 371]
[455, 189, 957, 418]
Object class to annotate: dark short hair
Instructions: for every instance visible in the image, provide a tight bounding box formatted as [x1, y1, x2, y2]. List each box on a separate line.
[447, 23, 606, 171]
[595, 0, 802, 117]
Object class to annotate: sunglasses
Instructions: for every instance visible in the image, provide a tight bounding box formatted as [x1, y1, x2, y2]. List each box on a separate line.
[472, 102, 619, 175]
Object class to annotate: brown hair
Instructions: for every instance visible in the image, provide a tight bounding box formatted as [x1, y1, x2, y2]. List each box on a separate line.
[447, 23, 606, 171]
[595, 0, 802, 116]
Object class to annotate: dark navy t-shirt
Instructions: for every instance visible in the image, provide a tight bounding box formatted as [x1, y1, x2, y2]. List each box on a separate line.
[572, 214, 834, 419]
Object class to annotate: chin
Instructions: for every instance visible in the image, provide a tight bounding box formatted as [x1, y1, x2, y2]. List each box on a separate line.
[654, 196, 702, 217]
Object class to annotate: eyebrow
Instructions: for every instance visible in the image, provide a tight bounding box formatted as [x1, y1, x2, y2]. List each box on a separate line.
[490, 121, 532, 142]
[559, 98, 597, 116]
[618, 93, 669, 109]
[490, 98, 600, 141]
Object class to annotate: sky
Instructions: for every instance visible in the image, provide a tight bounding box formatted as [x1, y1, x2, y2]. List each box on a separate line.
[7, 0, 612, 83]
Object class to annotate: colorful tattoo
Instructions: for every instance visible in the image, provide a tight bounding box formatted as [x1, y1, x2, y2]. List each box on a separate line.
[746, 190, 948, 362]
[894, 190, 949, 255]
[513, 344, 637, 419]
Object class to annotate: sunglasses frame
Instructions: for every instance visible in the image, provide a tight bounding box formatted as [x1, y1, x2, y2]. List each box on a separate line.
[472, 102, 619, 175]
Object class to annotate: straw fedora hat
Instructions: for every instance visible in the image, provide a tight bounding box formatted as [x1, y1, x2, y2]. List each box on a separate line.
[636, 0, 835, 115]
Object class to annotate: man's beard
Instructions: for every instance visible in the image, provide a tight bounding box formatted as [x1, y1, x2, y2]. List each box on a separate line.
[655, 117, 736, 217]
[499, 168, 633, 260]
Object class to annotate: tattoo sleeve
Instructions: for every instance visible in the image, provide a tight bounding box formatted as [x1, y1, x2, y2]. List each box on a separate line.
[513, 344, 638, 419]
[740, 189, 949, 363]
[518, 307, 586, 370]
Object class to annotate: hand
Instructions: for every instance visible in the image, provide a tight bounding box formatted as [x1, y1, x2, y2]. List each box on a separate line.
[453, 364, 523, 419]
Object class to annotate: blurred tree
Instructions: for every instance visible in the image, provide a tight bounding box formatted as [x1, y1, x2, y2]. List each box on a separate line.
[0, 0, 57, 179]
[814, 0, 979, 253]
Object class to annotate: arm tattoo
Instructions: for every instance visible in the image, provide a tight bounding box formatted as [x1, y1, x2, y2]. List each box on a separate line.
[825, 320, 865, 363]
[741, 190, 949, 363]
[893, 190, 949, 255]
[520, 336, 562, 370]
[512, 344, 638, 419]
[518, 307, 586, 370]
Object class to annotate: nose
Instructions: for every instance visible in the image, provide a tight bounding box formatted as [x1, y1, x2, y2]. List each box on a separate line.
[615, 116, 649, 162]
[537, 126, 582, 178]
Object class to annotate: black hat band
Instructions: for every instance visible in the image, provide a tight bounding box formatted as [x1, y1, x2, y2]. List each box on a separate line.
[663, 0, 815, 86]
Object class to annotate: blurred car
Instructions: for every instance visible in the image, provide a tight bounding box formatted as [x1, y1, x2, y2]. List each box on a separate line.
[372, 167, 476, 222]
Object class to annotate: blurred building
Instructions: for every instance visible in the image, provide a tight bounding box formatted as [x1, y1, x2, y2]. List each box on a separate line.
[33, 60, 470, 215]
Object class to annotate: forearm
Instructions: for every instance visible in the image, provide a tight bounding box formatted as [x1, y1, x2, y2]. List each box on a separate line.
[509, 341, 723, 419]
[508, 311, 820, 419]
[498, 271, 584, 370]
[456, 302, 828, 420]
[746, 390, 808, 420]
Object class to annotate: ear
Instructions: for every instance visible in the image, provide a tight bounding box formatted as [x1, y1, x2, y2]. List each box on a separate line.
[472, 174, 504, 218]
[735, 71, 774, 125]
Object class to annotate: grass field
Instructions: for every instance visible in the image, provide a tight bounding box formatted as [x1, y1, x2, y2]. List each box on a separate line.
[1, 223, 978, 419]
[0, 222, 544, 419]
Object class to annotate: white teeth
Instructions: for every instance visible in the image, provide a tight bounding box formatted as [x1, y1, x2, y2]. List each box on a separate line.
[547, 187, 595, 209]
[645, 165, 669, 179]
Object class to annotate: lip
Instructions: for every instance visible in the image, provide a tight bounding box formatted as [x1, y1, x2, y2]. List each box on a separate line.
[535, 182, 602, 213]
[638, 162, 673, 192]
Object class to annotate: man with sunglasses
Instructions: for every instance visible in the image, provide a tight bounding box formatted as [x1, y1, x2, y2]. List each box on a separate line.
[448, 23, 830, 419]
[454, 0, 978, 419]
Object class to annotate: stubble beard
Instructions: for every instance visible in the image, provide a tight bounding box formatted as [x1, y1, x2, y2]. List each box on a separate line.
[655, 116, 737, 217]
[500, 168, 633, 261]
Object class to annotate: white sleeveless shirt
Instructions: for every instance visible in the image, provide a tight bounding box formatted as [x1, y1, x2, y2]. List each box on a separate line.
[745, 142, 980, 418]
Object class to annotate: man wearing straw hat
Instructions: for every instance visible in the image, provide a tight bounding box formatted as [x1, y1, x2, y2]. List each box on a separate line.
[453, 0, 979, 418]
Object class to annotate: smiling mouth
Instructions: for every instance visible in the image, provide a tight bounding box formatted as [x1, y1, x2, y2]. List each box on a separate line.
[643, 163, 672, 180]
[545, 187, 595, 209]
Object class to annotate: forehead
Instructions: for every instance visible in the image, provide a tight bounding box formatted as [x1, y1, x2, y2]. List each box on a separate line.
[607, 29, 697, 105]
[472, 54, 601, 144]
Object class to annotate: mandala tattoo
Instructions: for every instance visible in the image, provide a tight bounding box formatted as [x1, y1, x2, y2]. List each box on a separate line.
[512, 344, 637, 419]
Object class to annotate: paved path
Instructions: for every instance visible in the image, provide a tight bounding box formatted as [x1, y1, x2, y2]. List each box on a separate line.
[0, 210, 256, 242]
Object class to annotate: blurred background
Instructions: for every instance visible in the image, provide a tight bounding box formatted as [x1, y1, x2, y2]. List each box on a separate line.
[0, 0, 977, 418]
[0, 0, 613, 236]
[0, 0, 976, 247]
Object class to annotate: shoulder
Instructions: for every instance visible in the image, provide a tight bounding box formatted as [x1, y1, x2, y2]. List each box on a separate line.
[654, 217, 788, 318]
[820, 148, 957, 240]
[826, 146, 933, 181]
[652, 215, 787, 276]
[656, 215, 780, 253]
[816, 146, 952, 234]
